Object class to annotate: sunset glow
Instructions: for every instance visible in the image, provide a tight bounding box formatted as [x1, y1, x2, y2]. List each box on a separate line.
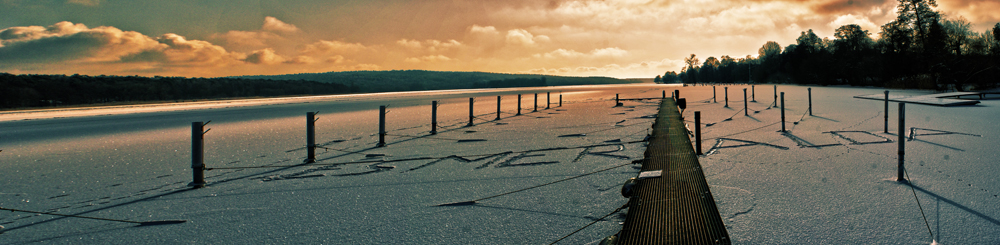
[1, 0, 998, 78]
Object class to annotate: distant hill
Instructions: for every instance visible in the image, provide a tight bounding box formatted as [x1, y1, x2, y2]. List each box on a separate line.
[234, 70, 642, 93]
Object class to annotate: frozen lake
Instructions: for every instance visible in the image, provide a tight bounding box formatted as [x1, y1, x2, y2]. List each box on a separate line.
[1, 84, 668, 244]
[1, 83, 998, 244]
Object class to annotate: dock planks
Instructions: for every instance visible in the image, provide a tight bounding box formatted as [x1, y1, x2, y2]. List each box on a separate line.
[616, 99, 731, 245]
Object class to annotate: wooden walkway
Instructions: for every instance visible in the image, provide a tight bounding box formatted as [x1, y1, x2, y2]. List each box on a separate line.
[617, 99, 731, 245]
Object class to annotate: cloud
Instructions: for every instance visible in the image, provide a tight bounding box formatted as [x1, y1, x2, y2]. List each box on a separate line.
[396, 39, 423, 49]
[404, 55, 452, 63]
[0, 21, 162, 64]
[591, 47, 627, 57]
[244, 48, 286, 65]
[396, 39, 461, 51]
[534, 47, 627, 59]
[212, 30, 279, 49]
[938, 0, 1000, 29]
[300, 40, 366, 54]
[261, 16, 300, 34]
[470, 25, 499, 35]
[211, 16, 299, 51]
[66, 0, 99, 6]
[152, 33, 244, 66]
[828, 14, 880, 35]
[505, 29, 548, 46]
[811, 0, 892, 15]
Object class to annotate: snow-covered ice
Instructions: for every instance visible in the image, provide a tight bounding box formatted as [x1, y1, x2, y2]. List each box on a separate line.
[1, 84, 663, 244]
[1, 83, 998, 244]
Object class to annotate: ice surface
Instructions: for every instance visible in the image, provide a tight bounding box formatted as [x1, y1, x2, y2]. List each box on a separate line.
[2, 84, 998, 244]
[0, 84, 663, 244]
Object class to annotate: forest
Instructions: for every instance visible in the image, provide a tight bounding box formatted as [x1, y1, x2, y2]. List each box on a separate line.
[472, 77, 547, 89]
[661, 0, 1000, 91]
[0, 73, 356, 109]
[1, 70, 637, 110]
[237, 70, 635, 92]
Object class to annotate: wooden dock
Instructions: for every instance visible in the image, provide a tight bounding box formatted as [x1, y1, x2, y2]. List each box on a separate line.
[616, 99, 731, 244]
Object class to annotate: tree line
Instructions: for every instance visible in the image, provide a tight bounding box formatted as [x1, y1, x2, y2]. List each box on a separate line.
[0, 73, 357, 109]
[472, 77, 547, 88]
[662, 0, 1000, 91]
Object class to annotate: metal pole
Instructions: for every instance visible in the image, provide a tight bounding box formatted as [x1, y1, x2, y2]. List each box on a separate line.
[517, 94, 522, 115]
[743, 88, 748, 116]
[808, 88, 813, 116]
[468, 97, 475, 127]
[189, 122, 206, 188]
[431, 101, 438, 134]
[884, 90, 889, 133]
[780, 92, 786, 132]
[306, 112, 316, 163]
[546, 92, 551, 109]
[773, 85, 778, 108]
[724, 87, 729, 107]
[898, 103, 905, 182]
[751, 85, 756, 102]
[496, 96, 501, 120]
[695, 111, 702, 155]
[534, 93, 538, 112]
[559, 94, 562, 107]
[378, 106, 386, 147]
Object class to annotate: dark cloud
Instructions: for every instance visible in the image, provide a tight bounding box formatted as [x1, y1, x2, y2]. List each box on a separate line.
[0, 29, 111, 63]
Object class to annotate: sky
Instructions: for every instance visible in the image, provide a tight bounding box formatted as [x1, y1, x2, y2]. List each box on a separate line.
[0, 0, 998, 79]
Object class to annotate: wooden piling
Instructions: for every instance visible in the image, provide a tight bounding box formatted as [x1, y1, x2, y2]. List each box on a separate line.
[780, 92, 786, 132]
[468, 98, 475, 127]
[743, 88, 748, 116]
[695, 111, 702, 155]
[431, 101, 438, 134]
[306, 112, 316, 163]
[378, 106, 386, 147]
[897, 103, 905, 182]
[496, 96, 501, 120]
[189, 122, 206, 188]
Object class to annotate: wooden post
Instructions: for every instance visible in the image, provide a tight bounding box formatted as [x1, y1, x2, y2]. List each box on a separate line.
[496, 96, 501, 120]
[306, 112, 317, 163]
[546, 92, 551, 109]
[780, 92, 786, 132]
[674, 90, 680, 102]
[773, 85, 778, 108]
[189, 122, 206, 188]
[615, 94, 620, 106]
[662, 90, 666, 98]
[517, 94, 522, 115]
[431, 101, 438, 134]
[695, 111, 702, 155]
[468, 97, 475, 127]
[534, 93, 538, 112]
[559, 94, 563, 107]
[897, 102, 905, 182]
[884, 90, 889, 133]
[724, 87, 729, 107]
[751, 85, 756, 102]
[743, 88, 748, 116]
[808, 88, 813, 116]
[713, 86, 717, 103]
[378, 106, 386, 147]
